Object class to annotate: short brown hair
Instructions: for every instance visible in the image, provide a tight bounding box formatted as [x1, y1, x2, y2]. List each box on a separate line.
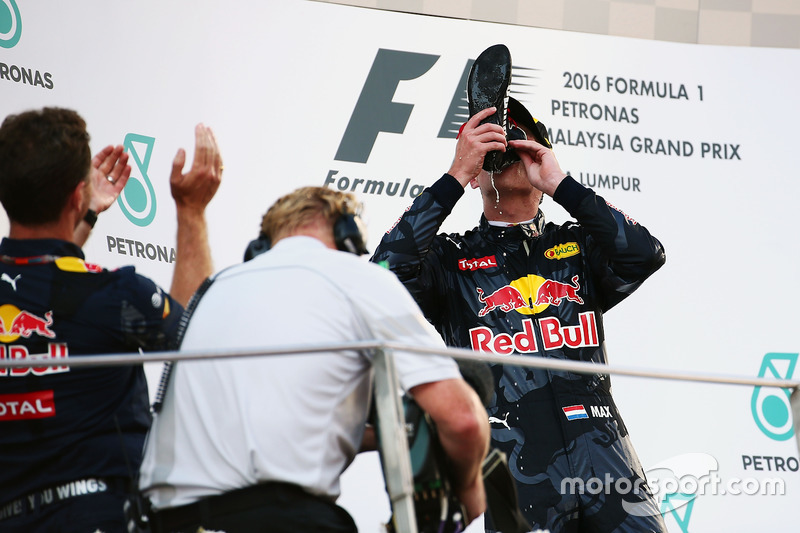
[0, 107, 92, 225]
[261, 187, 362, 243]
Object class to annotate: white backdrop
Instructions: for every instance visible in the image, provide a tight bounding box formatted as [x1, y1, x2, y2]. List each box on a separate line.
[1, 1, 798, 531]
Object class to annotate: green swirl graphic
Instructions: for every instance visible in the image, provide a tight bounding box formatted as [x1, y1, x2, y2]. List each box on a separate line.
[119, 134, 158, 227]
[0, 0, 22, 49]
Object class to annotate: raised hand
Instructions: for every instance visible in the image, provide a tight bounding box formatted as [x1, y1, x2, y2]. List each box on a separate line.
[448, 107, 507, 187]
[507, 138, 566, 197]
[170, 123, 223, 212]
[89, 145, 131, 212]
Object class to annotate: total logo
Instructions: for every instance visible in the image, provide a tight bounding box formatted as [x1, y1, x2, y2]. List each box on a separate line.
[0, 390, 56, 420]
[0, 0, 21, 49]
[751, 352, 797, 441]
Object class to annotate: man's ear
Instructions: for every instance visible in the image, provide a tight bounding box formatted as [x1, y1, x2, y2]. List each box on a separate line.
[70, 180, 88, 214]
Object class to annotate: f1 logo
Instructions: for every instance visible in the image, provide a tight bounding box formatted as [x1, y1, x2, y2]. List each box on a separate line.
[335, 49, 440, 164]
[336, 48, 538, 164]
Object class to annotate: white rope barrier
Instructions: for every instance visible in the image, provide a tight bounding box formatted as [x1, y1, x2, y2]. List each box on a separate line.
[2, 341, 799, 390]
[3, 341, 798, 533]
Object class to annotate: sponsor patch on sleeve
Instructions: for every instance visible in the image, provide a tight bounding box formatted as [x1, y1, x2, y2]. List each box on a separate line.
[0, 390, 56, 421]
[544, 242, 580, 260]
[562, 404, 589, 420]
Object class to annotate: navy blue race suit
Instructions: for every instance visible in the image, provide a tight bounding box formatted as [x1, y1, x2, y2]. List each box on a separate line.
[372, 174, 668, 533]
[0, 238, 182, 532]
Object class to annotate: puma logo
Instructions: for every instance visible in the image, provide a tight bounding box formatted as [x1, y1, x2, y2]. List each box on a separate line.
[489, 411, 510, 430]
[1, 273, 21, 291]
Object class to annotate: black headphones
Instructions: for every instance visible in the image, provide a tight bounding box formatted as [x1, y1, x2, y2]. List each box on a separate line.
[243, 211, 368, 262]
[333, 211, 368, 256]
[243, 233, 271, 262]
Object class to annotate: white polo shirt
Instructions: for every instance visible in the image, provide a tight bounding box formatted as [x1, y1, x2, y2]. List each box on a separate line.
[139, 236, 460, 509]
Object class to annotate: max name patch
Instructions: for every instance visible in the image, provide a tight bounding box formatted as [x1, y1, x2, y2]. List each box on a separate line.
[562, 404, 613, 421]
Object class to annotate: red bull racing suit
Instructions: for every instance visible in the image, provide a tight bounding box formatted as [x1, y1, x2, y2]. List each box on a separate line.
[0, 238, 182, 532]
[372, 174, 667, 533]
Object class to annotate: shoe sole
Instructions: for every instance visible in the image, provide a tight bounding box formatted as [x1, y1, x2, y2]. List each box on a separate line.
[467, 44, 512, 171]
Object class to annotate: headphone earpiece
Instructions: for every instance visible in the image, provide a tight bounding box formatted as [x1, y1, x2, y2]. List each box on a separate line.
[244, 208, 368, 261]
[243, 233, 271, 262]
[334, 212, 368, 256]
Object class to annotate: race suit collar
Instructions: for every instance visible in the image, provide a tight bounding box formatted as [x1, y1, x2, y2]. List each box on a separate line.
[479, 209, 546, 240]
[0, 237, 85, 260]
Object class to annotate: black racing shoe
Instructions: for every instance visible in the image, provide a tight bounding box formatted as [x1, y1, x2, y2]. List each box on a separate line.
[467, 44, 512, 172]
[492, 97, 554, 171]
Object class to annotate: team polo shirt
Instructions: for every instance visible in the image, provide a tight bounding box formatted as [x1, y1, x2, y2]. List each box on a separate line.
[139, 236, 461, 509]
[0, 237, 182, 506]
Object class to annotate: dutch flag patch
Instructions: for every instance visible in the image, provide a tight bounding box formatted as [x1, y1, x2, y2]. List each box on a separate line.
[562, 405, 589, 420]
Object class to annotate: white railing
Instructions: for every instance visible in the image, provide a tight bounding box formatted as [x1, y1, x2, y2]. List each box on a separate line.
[2, 342, 799, 533]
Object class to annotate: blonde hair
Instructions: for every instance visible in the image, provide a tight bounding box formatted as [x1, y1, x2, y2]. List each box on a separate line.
[261, 186, 361, 243]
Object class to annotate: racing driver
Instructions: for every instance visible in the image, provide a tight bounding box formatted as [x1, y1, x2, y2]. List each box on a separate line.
[371, 91, 668, 532]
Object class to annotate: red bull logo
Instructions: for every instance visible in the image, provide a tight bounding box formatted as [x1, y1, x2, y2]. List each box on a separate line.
[476, 275, 584, 317]
[470, 312, 599, 355]
[534, 275, 583, 306]
[0, 305, 56, 343]
[0, 343, 69, 377]
[477, 286, 527, 317]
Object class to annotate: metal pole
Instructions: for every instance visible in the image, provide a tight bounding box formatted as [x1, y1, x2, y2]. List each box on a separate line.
[373, 347, 418, 533]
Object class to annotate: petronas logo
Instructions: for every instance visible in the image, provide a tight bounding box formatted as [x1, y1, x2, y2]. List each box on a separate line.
[0, 0, 22, 49]
[751, 353, 797, 441]
[119, 134, 158, 227]
[660, 492, 694, 533]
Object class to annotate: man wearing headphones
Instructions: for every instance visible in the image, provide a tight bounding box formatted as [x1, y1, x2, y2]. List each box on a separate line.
[139, 186, 490, 533]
